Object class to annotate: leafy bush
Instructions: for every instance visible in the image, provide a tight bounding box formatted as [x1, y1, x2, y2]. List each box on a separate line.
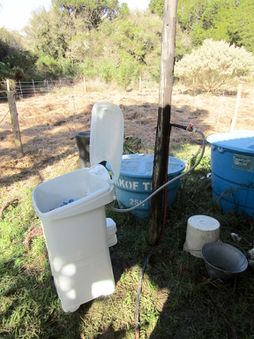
[36, 55, 62, 78]
[59, 58, 77, 77]
[79, 59, 97, 79]
[97, 60, 116, 83]
[36, 55, 76, 78]
[175, 39, 254, 92]
[149, 0, 164, 16]
[116, 56, 140, 89]
[176, 24, 193, 60]
[0, 62, 11, 81]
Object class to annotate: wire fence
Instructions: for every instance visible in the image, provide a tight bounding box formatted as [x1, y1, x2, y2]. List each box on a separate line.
[0, 77, 95, 132]
[0, 110, 9, 127]
[0, 79, 75, 101]
[0, 77, 103, 127]
[1, 78, 254, 155]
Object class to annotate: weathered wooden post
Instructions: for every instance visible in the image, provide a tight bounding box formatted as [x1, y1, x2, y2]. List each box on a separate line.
[230, 83, 242, 132]
[149, 0, 178, 245]
[32, 79, 36, 94]
[139, 75, 142, 92]
[83, 76, 87, 93]
[18, 80, 23, 98]
[6, 79, 24, 157]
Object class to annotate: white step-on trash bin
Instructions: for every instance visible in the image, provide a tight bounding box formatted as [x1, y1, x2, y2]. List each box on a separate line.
[32, 102, 124, 312]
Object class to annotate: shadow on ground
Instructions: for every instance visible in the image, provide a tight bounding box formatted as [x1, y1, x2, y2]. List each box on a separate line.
[1, 160, 254, 338]
[108, 169, 254, 338]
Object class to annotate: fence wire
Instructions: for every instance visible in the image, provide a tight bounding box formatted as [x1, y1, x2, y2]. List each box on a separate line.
[0, 110, 9, 126]
[0, 79, 74, 100]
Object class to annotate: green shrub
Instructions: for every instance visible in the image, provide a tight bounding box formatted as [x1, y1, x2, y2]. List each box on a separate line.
[36, 55, 63, 78]
[97, 60, 116, 83]
[0, 62, 11, 81]
[59, 58, 77, 77]
[79, 59, 97, 79]
[174, 39, 254, 92]
[116, 56, 140, 89]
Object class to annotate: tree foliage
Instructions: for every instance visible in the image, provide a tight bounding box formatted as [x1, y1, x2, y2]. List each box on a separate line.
[149, 0, 163, 16]
[175, 39, 254, 92]
[149, 0, 254, 53]
[0, 28, 36, 80]
[53, 0, 120, 29]
[177, 0, 254, 53]
[1, 0, 254, 91]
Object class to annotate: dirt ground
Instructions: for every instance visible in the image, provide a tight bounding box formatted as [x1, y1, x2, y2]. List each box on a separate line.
[1, 81, 254, 197]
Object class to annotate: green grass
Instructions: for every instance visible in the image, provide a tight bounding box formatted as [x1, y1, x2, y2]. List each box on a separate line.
[0, 147, 254, 338]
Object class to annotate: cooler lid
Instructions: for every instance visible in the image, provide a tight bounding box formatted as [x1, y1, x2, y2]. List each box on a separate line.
[90, 102, 124, 182]
[119, 154, 185, 178]
[207, 130, 254, 154]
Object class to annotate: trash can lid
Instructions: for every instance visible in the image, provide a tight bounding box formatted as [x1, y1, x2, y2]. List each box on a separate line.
[90, 102, 124, 183]
[207, 130, 254, 154]
[119, 154, 185, 178]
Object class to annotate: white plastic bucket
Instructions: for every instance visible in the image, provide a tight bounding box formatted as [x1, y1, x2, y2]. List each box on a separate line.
[184, 215, 220, 258]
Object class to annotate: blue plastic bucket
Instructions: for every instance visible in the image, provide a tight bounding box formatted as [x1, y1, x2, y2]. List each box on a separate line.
[207, 130, 254, 217]
[114, 154, 185, 218]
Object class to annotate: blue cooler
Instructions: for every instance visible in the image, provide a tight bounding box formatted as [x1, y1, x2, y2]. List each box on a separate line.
[207, 130, 254, 217]
[114, 154, 185, 218]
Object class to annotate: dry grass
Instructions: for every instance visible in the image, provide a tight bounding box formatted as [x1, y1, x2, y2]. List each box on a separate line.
[0, 80, 254, 197]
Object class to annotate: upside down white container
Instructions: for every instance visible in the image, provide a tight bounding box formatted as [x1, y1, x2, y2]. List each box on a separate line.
[32, 102, 124, 312]
[106, 218, 117, 247]
[184, 215, 220, 258]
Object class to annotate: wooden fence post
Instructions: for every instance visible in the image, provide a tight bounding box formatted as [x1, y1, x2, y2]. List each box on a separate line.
[6, 79, 24, 157]
[83, 77, 87, 93]
[19, 80, 23, 98]
[32, 79, 36, 94]
[149, 0, 178, 245]
[230, 83, 242, 132]
[139, 75, 142, 92]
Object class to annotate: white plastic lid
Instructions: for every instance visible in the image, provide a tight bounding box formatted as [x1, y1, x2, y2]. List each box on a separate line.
[187, 215, 220, 231]
[90, 102, 124, 183]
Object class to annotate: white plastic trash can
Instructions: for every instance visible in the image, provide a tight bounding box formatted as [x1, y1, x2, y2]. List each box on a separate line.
[32, 102, 124, 312]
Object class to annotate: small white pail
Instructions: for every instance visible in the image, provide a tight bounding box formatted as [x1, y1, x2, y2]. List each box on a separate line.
[106, 218, 117, 247]
[184, 215, 220, 258]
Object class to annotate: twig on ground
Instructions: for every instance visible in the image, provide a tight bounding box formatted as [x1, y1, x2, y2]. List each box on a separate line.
[0, 198, 19, 219]
[23, 225, 43, 250]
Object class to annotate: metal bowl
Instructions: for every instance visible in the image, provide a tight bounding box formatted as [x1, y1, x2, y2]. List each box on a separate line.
[202, 241, 248, 282]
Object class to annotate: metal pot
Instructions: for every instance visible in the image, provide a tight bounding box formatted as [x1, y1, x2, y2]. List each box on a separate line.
[202, 241, 248, 282]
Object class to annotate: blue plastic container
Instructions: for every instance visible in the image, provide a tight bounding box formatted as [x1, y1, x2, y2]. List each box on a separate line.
[207, 131, 254, 217]
[114, 154, 185, 218]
